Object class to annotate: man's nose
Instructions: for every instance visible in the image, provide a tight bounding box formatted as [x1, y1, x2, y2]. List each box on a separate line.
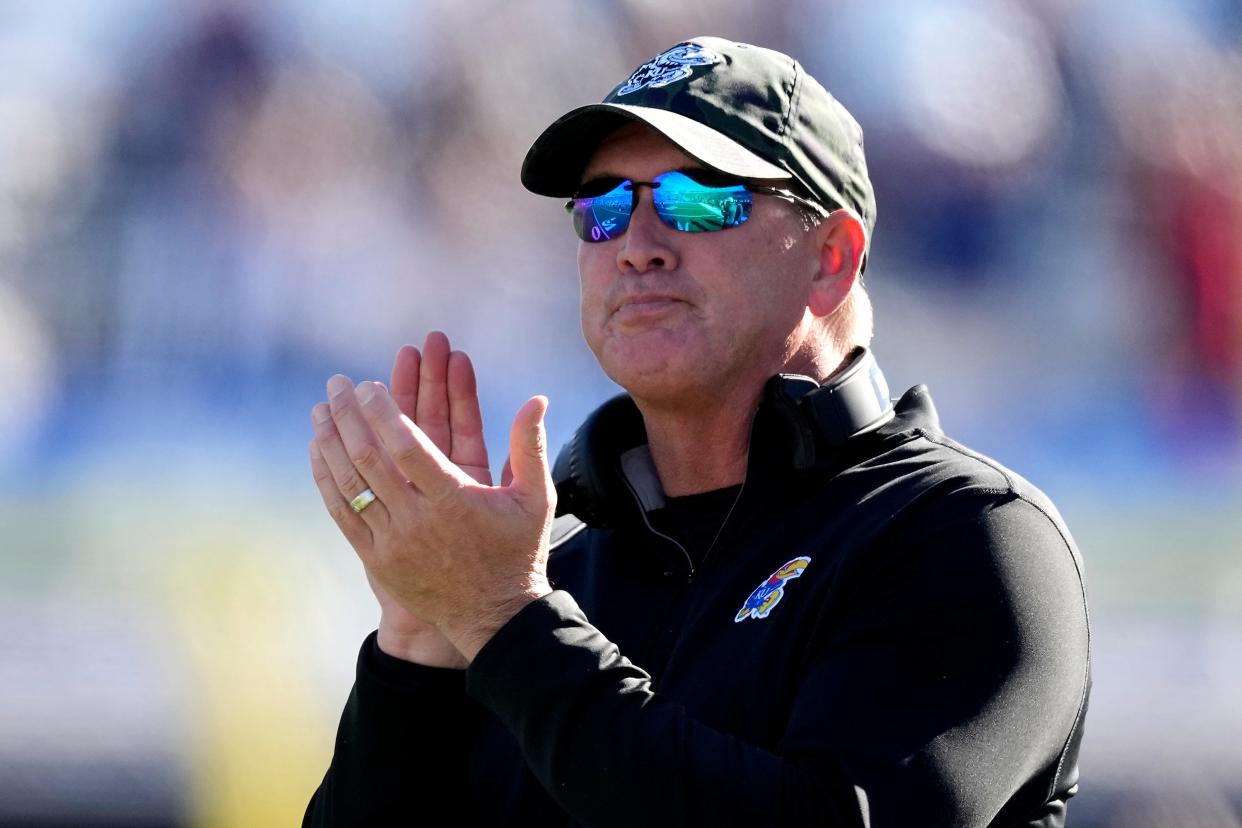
[616, 189, 678, 274]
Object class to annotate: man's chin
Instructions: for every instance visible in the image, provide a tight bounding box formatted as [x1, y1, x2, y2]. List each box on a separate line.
[603, 359, 717, 408]
[595, 330, 720, 397]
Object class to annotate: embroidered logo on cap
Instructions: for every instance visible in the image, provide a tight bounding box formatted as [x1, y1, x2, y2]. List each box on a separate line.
[734, 556, 812, 622]
[616, 43, 721, 96]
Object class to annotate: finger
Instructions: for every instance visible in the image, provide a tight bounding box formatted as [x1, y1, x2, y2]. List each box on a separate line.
[447, 350, 490, 476]
[390, 345, 420, 420]
[311, 402, 391, 528]
[309, 438, 373, 548]
[507, 396, 552, 506]
[416, 331, 453, 454]
[356, 379, 472, 500]
[325, 376, 410, 507]
[500, 456, 514, 488]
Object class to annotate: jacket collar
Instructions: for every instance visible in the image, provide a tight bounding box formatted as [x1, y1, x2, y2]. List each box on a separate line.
[552, 378, 942, 534]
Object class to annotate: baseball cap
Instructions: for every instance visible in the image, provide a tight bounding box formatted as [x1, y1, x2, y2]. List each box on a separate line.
[521, 36, 877, 251]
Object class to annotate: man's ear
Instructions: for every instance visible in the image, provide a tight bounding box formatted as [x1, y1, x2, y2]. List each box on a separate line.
[808, 211, 866, 318]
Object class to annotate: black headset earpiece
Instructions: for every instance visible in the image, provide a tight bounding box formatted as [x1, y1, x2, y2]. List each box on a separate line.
[765, 347, 895, 470]
[551, 393, 648, 528]
[553, 348, 895, 526]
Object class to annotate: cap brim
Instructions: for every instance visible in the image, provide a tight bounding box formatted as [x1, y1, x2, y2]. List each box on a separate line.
[521, 102, 791, 197]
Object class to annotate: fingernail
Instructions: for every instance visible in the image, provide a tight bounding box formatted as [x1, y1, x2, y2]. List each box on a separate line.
[309, 441, 323, 459]
[356, 382, 376, 404]
[312, 404, 331, 424]
[328, 375, 352, 399]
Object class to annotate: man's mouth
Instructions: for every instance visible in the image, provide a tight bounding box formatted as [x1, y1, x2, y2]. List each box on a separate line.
[611, 294, 686, 323]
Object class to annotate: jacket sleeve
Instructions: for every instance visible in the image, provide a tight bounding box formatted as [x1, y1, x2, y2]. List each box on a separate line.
[303, 631, 481, 827]
[464, 495, 1091, 827]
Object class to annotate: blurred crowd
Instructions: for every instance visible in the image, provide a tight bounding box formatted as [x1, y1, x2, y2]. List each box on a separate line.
[3, 0, 1240, 484]
[1, 1, 1239, 825]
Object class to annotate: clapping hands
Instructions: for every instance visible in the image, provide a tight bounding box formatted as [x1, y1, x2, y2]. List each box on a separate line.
[309, 332, 555, 665]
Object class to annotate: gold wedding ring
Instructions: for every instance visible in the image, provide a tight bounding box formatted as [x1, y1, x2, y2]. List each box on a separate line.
[349, 487, 378, 514]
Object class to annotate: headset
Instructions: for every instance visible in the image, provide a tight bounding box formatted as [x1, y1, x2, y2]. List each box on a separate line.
[552, 348, 895, 528]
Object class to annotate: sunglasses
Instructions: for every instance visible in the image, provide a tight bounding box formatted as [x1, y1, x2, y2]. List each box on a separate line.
[565, 169, 829, 243]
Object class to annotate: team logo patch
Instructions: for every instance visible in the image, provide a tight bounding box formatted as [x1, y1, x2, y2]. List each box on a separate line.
[734, 556, 812, 622]
[615, 43, 721, 96]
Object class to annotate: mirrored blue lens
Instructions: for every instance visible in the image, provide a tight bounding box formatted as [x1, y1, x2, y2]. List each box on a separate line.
[569, 171, 755, 243]
[571, 181, 632, 242]
[651, 171, 752, 233]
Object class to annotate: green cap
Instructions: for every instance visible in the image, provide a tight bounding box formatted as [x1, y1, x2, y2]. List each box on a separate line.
[521, 36, 877, 247]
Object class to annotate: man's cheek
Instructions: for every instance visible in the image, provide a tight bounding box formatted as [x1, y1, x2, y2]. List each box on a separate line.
[579, 306, 604, 356]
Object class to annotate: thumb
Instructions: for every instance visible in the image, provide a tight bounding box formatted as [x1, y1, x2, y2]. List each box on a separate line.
[507, 395, 551, 500]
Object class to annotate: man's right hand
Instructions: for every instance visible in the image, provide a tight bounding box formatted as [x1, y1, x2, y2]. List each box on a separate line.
[310, 331, 492, 669]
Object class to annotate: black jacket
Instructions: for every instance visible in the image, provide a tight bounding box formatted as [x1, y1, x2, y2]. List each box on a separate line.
[305, 384, 1091, 826]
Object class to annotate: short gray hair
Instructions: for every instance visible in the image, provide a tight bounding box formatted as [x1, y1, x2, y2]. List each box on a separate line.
[823, 282, 874, 355]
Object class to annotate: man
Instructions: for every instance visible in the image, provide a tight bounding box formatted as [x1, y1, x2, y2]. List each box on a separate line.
[304, 37, 1090, 827]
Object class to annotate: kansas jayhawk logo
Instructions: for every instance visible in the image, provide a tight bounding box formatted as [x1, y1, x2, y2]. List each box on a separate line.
[615, 44, 721, 96]
[734, 557, 812, 622]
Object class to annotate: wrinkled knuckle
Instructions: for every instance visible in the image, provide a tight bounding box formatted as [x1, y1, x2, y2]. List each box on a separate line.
[327, 501, 354, 524]
[392, 443, 422, 468]
[340, 469, 368, 497]
[350, 443, 383, 473]
[326, 405, 350, 429]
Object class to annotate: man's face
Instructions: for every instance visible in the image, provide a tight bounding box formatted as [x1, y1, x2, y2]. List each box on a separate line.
[576, 123, 822, 407]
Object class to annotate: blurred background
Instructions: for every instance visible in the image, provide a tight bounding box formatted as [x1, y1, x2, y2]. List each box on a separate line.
[0, 0, 1239, 825]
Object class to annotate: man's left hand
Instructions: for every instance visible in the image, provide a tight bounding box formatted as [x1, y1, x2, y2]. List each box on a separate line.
[325, 373, 556, 663]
